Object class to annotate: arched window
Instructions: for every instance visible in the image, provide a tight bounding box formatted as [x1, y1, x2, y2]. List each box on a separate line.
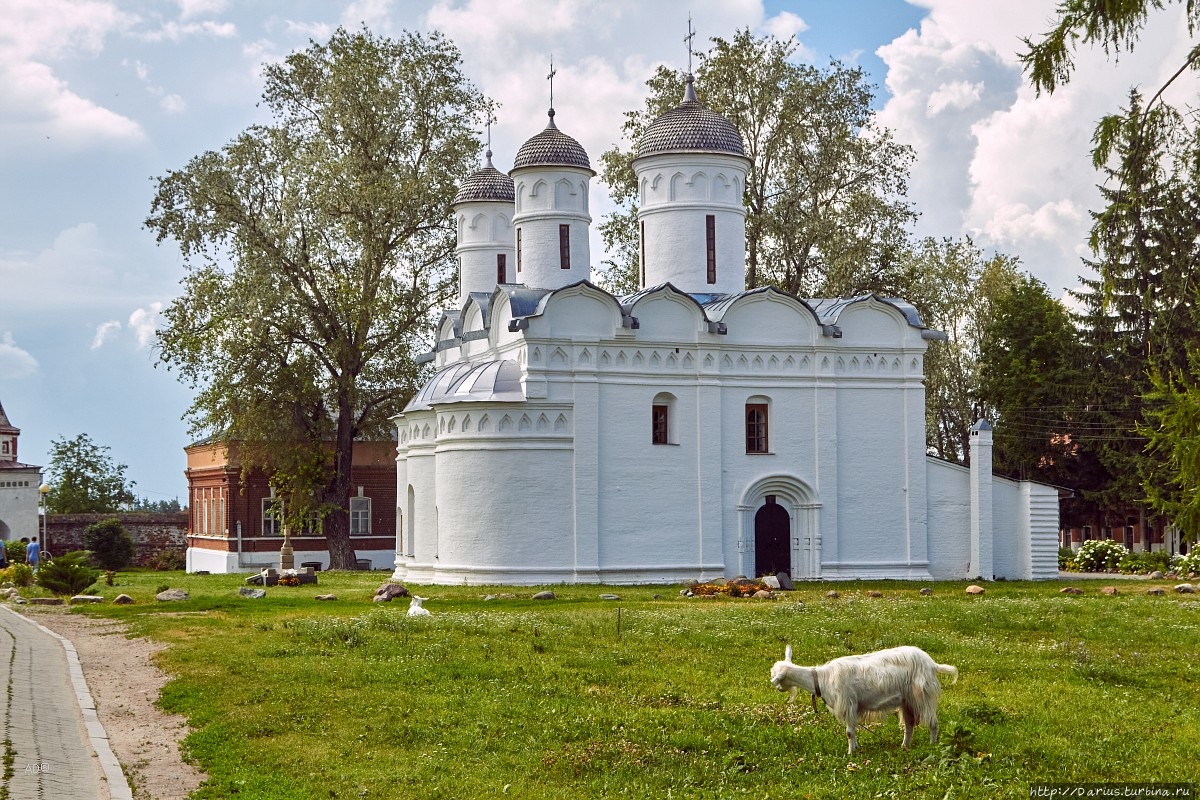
[746, 398, 769, 453]
[652, 392, 677, 445]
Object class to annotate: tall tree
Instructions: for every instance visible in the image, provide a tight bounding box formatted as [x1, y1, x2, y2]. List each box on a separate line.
[976, 274, 1091, 484]
[45, 433, 136, 514]
[146, 28, 493, 568]
[599, 29, 915, 297]
[893, 238, 1022, 464]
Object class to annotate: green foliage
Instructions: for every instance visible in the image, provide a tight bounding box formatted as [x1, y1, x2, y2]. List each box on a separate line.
[44, 433, 136, 514]
[83, 517, 135, 570]
[4, 540, 25, 565]
[145, 27, 493, 569]
[1075, 539, 1129, 572]
[1174, 551, 1200, 576]
[35, 551, 100, 596]
[1117, 549, 1172, 574]
[1059, 547, 1077, 570]
[145, 549, 187, 571]
[132, 497, 184, 512]
[599, 28, 915, 297]
[0, 563, 33, 587]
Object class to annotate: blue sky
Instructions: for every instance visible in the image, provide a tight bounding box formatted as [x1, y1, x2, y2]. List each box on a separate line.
[0, 0, 1194, 504]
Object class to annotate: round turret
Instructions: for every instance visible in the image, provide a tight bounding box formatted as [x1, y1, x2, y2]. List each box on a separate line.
[510, 110, 594, 290]
[453, 151, 517, 302]
[633, 75, 750, 295]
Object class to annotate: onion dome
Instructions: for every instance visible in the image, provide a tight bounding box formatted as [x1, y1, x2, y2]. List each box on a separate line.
[512, 109, 593, 172]
[636, 75, 745, 158]
[453, 150, 515, 205]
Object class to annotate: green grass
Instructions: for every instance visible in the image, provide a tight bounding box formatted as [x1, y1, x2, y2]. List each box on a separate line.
[68, 572, 1200, 799]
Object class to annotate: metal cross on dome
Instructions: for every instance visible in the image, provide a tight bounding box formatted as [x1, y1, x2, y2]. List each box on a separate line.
[685, 16, 696, 74]
[547, 56, 557, 109]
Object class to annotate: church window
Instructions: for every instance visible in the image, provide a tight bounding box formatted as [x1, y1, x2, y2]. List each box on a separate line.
[517, 228, 523, 272]
[262, 498, 283, 536]
[559, 224, 571, 269]
[640, 220, 646, 287]
[746, 403, 769, 453]
[652, 404, 669, 444]
[706, 215, 717, 284]
[497, 253, 507, 284]
[350, 496, 372, 535]
[1, 441, 7, 454]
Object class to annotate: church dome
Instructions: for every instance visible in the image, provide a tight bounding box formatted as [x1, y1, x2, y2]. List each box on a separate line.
[453, 151, 515, 205]
[512, 110, 592, 171]
[636, 75, 744, 158]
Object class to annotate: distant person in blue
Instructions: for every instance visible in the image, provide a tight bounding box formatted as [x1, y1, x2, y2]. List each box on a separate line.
[26, 537, 40, 570]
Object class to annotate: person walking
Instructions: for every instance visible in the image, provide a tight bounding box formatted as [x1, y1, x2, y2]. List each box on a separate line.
[26, 536, 40, 570]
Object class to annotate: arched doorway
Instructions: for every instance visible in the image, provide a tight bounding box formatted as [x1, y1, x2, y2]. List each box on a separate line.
[755, 497, 790, 576]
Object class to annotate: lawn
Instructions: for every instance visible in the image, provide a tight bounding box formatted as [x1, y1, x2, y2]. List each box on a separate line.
[67, 571, 1200, 799]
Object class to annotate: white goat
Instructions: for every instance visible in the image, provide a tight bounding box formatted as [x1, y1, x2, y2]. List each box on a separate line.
[407, 595, 431, 617]
[769, 645, 957, 754]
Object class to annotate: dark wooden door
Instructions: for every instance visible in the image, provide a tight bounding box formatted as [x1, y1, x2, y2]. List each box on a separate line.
[755, 501, 791, 577]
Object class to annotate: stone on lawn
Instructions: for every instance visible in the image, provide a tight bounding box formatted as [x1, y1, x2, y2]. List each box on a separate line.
[776, 572, 795, 591]
[965, 585, 985, 595]
[1100, 586, 1118, 596]
[1175, 583, 1196, 594]
[825, 590, 840, 599]
[70, 595, 104, 604]
[315, 594, 337, 601]
[599, 594, 621, 601]
[753, 590, 773, 599]
[30, 597, 63, 606]
[1059, 587, 1083, 595]
[866, 590, 883, 598]
[919, 587, 934, 596]
[532, 591, 556, 600]
[373, 583, 409, 602]
[238, 587, 266, 599]
[1149, 571, 1164, 580]
[762, 576, 780, 590]
[1146, 588, 1166, 596]
[113, 594, 135, 605]
[156, 589, 189, 602]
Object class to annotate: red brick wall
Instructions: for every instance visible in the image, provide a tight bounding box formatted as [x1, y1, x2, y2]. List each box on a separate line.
[42, 512, 188, 566]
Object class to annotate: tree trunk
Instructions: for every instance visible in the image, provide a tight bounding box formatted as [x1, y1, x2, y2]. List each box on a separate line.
[323, 408, 358, 570]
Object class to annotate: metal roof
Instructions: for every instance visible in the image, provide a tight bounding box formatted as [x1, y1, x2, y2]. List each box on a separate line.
[404, 359, 525, 412]
[636, 76, 745, 159]
[512, 110, 593, 172]
[452, 152, 515, 204]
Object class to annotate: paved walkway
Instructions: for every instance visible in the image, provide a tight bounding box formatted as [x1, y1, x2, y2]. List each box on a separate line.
[0, 606, 131, 800]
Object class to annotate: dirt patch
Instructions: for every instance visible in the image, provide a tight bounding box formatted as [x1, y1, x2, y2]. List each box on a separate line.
[22, 606, 206, 800]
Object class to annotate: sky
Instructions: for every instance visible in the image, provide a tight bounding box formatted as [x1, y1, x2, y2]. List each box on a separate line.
[0, 0, 1195, 505]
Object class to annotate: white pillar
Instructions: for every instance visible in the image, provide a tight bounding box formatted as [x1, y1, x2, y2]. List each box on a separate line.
[969, 419, 994, 580]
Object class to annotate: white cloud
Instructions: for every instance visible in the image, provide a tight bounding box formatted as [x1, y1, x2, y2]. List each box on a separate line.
[128, 304, 163, 349]
[178, 0, 227, 20]
[91, 320, 122, 349]
[160, 93, 186, 114]
[0, 333, 38, 379]
[136, 19, 237, 43]
[927, 79, 982, 114]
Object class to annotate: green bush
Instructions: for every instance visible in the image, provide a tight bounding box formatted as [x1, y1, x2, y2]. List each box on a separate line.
[1173, 551, 1200, 577]
[1118, 550, 1172, 574]
[83, 517, 135, 570]
[5, 539, 27, 565]
[0, 563, 34, 587]
[1075, 539, 1128, 572]
[1058, 547, 1076, 570]
[144, 548, 186, 571]
[36, 551, 101, 596]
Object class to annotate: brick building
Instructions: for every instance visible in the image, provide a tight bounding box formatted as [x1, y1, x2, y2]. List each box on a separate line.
[185, 439, 397, 573]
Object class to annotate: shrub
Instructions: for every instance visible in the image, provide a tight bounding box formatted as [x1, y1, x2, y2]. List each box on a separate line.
[5, 539, 26, 565]
[83, 517, 135, 570]
[1075, 539, 1128, 572]
[1117, 550, 1172, 574]
[1172, 551, 1200, 577]
[36, 551, 100, 596]
[0, 563, 34, 587]
[1059, 547, 1076, 571]
[144, 548, 186, 571]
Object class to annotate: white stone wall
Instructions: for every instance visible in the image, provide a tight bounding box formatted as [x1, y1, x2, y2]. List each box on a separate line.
[636, 152, 748, 295]
[0, 467, 42, 542]
[512, 167, 592, 290]
[456, 203, 515, 300]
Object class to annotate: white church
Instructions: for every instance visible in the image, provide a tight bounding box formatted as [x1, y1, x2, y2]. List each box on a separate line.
[390, 73, 1060, 586]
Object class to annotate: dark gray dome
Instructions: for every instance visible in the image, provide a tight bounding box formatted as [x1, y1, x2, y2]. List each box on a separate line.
[512, 110, 592, 172]
[636, 76, 745, 158]
[453, 152, 515, 205]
